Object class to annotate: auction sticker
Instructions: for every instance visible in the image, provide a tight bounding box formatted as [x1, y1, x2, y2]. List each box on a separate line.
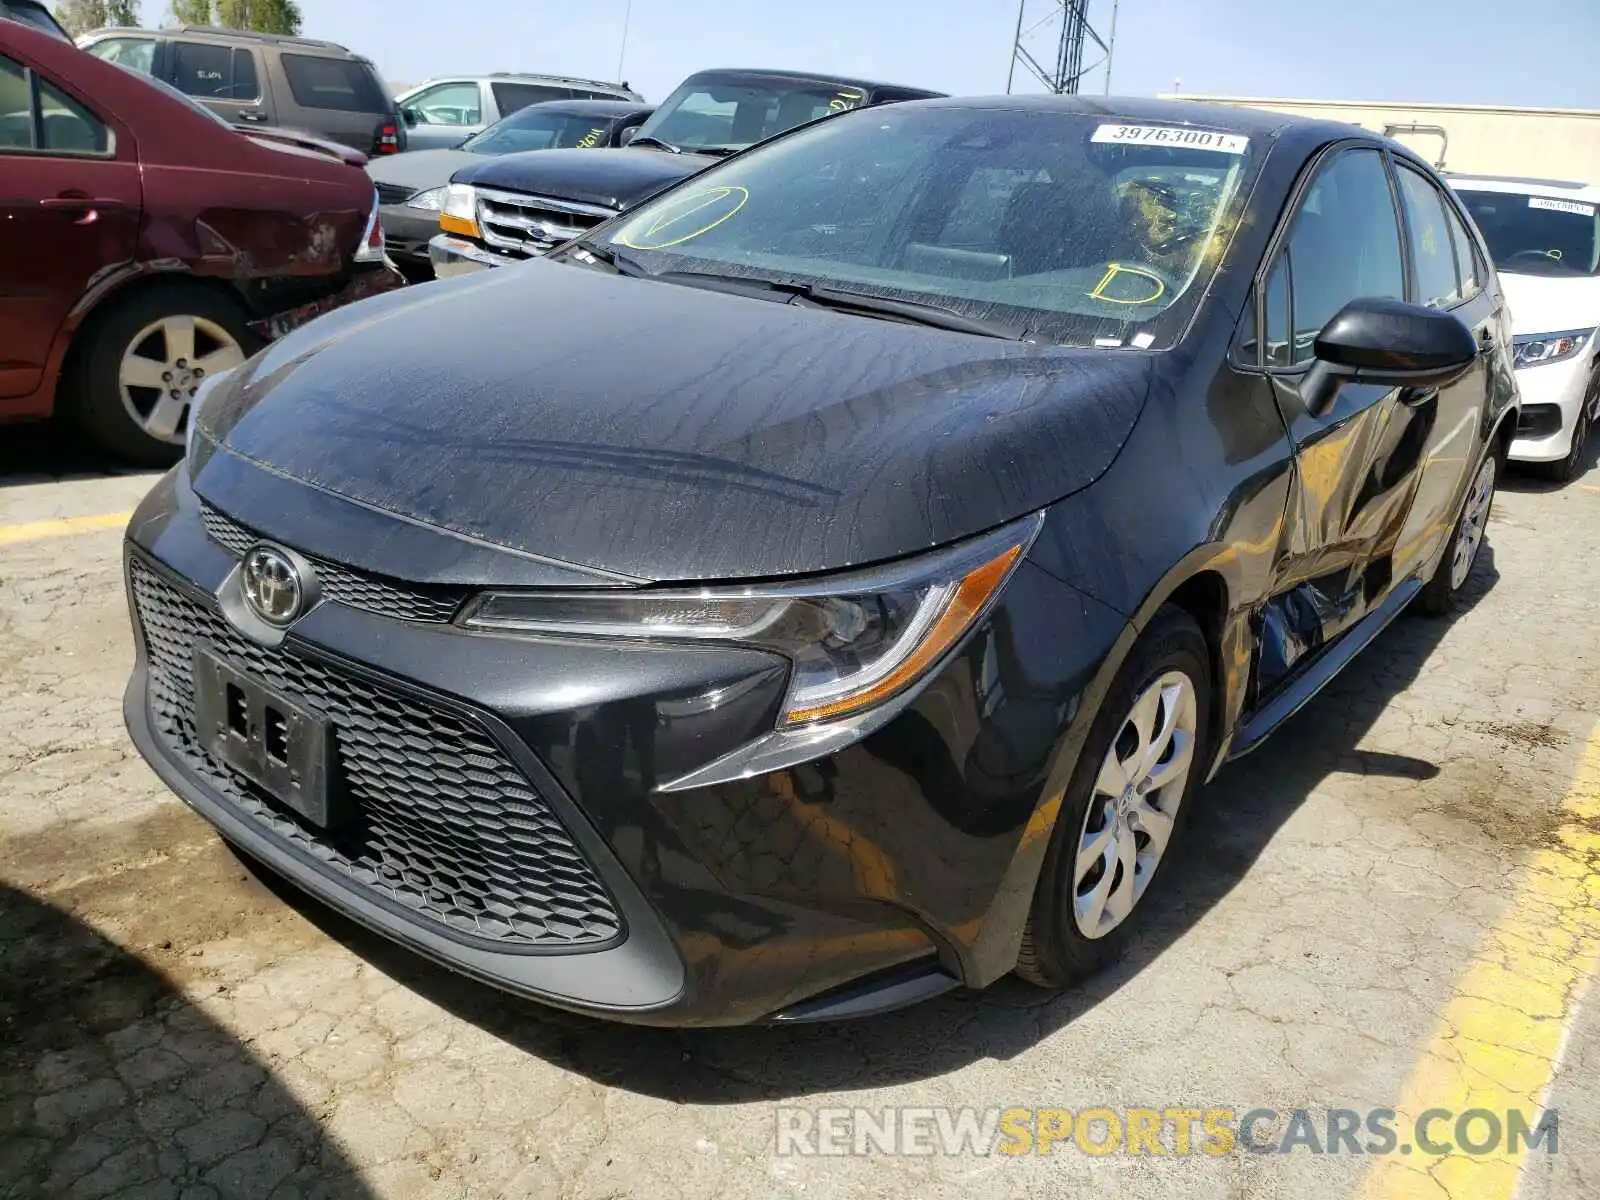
[1092, 124, 1249, 154]
[1529, 196, 1596, 217]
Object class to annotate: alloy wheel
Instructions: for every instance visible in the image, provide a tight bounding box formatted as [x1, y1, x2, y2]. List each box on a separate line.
[1073, 669, 1198, 939]
[1449, 454, 1496, 591]
[117, 315, 246, 445]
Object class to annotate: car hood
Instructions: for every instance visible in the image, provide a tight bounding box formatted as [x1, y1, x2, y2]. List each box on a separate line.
[191, 261, 1153, 585]
[450, 146, 717, 210]
[368, 148, 480, 193]
[1498, 270, 1600, 337]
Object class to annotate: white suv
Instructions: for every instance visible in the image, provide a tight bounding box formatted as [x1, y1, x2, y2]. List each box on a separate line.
[1452, 175, 1600, 482]
[396, 72, 644, 152]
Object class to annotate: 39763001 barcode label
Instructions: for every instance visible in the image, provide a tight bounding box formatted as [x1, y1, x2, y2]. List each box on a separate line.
[1091, 124, 1250, 154]
[1528, 196, 1596, 217]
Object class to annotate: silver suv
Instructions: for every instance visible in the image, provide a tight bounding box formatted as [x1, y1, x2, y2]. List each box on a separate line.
[396, 72, 644, 151]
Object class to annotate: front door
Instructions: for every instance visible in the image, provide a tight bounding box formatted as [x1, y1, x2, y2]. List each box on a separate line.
[400, 79, 484, 151]
[1254, 146, 1433, 692]
[0, 49, 140, 399]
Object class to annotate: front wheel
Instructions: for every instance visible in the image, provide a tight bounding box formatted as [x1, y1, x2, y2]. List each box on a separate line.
[1015, 606, 1212, 987]
[1417, 450, 1497, 615]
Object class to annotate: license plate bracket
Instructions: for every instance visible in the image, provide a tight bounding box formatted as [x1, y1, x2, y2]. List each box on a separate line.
[193, 644, 349, 830]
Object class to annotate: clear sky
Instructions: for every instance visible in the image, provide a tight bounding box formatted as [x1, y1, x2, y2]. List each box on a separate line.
[293, 0, 1600, 111]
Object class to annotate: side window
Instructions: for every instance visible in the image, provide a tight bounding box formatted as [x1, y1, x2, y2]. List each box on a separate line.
[231, 50, 260, 103]
[1283, 149, 1405, 363]
[0, 56, 109, 154]
[1397, 165, 1463, 309]
[406, 81, 482, 125]
[86, 37, 156, 75]
[170, 42, 257, 102]
[490, 82, 569, 114]
[38, 78, 109, 153]
[1263, 253, 1291, 367]
[1443, 201, 1481, 299]
[0, 55, 31, 149]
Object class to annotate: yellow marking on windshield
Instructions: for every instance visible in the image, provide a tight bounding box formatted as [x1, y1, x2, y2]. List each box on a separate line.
[1088, 262, 1167, 305]
[618, 186, 750, 251]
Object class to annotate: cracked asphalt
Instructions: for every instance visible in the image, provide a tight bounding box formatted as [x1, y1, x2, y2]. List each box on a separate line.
[2, 426, 1597, 1199]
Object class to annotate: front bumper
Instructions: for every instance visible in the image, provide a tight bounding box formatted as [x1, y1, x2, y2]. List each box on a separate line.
[121, 465, 1126, 1025]
[428, 233, 521, 279]
[1508, 352, 1596, 462]
[380, 205, 444, 275]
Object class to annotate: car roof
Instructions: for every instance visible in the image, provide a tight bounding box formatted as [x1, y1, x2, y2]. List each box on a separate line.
[403, 72, 635, 94]
[1445, 174, 1600, 201]
[511, 98, 654, 120]
[678, 67, 944, 97]
[79, 23, 358, 56]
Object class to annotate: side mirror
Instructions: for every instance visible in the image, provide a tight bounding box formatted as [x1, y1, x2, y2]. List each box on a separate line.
[618, 126, 639, 146]
[1301, 297, 1478, 417]
[401, 107, 418, 128]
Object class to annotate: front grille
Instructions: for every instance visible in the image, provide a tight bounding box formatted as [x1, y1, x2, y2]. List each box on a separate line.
[130, 556, 622, 948]
[200, 504, 465, 623]
[475, 186, 616, 259]
[375, 181, 417, 206]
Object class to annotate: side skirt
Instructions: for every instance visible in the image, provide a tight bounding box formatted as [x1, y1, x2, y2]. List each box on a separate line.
[1227, 576, 1422, 760]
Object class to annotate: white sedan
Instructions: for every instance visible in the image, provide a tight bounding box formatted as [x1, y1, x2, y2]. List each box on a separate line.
[1453, 175, 1600, 482]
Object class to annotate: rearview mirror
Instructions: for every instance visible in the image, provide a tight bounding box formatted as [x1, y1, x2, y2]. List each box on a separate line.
[618, 126, 638, 146]
[401, 106, 418, 127]
[1301, 297, 1477, 416]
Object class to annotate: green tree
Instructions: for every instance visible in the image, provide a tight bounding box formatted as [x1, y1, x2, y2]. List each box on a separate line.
[214, 0, 301, 34]
[168, 0, 209, 22]
[53, 0, 140, 35]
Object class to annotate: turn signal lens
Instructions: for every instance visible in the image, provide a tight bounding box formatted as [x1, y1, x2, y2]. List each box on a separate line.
[460, 515, 1043, 729]
[438, 183, 480, 239]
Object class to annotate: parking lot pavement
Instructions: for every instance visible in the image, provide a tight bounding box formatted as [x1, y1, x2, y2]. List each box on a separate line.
[2, 425, 1598, 1200]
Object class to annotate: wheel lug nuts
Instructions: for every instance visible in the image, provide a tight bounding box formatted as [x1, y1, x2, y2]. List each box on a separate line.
[162, 371, 172, 382]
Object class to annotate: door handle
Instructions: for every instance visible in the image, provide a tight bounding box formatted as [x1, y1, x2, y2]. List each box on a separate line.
[40, 195, 131, 211]
[236, 110, 269, 123]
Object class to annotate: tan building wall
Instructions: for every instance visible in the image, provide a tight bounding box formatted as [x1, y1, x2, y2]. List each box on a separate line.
[1158, 95, 1600, 183]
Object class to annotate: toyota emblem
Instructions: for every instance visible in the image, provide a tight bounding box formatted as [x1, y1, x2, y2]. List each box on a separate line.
[241, 545, 304, 627]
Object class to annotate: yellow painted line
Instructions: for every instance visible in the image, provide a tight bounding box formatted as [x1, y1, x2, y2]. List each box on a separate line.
[1360, 724, 1600, 1200]
[0, 511, 131, 545]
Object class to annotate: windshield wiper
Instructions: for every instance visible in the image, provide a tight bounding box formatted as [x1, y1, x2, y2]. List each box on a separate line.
[628, 135, 682, 154]
[562, 240, 648, 276]
[638, 269, 1034, 340]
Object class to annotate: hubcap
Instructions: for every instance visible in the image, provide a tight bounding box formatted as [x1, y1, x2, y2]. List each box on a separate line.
[1449, 455, 1496, 591]
[1073, 669, 1198, 940]
[117, 315, 246, 445]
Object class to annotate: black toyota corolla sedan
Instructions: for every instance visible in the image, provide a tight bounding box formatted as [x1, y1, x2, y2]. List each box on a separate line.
[123, 96, 1518, 1026]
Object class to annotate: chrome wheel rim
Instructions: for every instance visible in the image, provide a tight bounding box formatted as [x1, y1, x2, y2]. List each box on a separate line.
[1449, 455, 1496, 591]
[117, 315, 246, 445]
[1073, 669, 1198, 940]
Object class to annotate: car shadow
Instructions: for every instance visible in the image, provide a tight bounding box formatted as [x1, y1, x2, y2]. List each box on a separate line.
[0, 882, 375, 1198]
[237, 545, 1500, 1104]
[1498, 429, 1600, 494]
[0, 419, 162, 488]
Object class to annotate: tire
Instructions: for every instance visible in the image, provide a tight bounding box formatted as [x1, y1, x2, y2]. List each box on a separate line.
[63, 284, 258, 468]
[1015, 606, 1212, 988]
[1528, 407, 1590, 484]
[1417, 448, 1498, 616]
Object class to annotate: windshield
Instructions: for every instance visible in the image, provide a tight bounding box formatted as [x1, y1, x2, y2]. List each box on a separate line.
[629, 72, 869, 155]
[462, 108, 617, 155]
[1455, 189, 1599, 277]
[596, 106, 1256, 348]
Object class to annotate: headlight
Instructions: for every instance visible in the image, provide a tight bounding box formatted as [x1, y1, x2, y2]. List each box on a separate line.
[438, 183, 480, 238]
[460, 514, 1041, 734]
[404, 185, 446, 212]
[1512, 328, 1594, 369]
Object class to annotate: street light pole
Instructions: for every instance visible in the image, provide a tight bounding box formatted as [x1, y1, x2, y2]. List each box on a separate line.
[617, 0, 633, 84]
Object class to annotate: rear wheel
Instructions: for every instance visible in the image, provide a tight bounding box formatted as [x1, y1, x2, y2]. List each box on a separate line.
[1417, 450, 1497, 615]
[64, 285, 257, 467]
[1016, 607, 1212, 987]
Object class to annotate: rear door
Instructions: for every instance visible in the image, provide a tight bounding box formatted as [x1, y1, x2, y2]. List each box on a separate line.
[1389, 161, 1498, 578]
[0, 49, 139, 399]
[164, 38, 271, 131]
[1254, 145, 1426, 690]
